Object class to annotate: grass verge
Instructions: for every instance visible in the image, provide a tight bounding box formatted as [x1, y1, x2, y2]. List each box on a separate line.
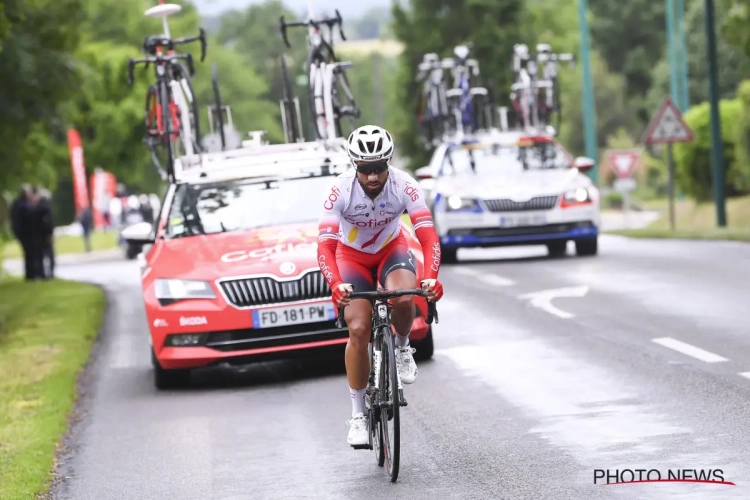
[606, 195, 750, 242]
[2, 231, 119, 260]
[0, 277, 105, 499]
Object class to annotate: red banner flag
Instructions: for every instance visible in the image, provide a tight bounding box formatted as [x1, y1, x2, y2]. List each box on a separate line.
[66, 129, 90, 216]
[90, 169, 117, 229]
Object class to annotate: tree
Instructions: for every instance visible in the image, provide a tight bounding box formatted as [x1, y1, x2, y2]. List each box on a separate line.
[589, 0, 667, 124]
[0, 0, 86, 191]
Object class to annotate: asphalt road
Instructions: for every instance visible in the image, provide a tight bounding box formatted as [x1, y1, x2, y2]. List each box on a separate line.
[37, 235, 750, 499]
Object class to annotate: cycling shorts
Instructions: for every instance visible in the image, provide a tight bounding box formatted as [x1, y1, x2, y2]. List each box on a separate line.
[335, 232, 416, 292]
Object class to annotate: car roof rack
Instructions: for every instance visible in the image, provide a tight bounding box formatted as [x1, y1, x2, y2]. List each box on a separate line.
[172, 133, 351, 183]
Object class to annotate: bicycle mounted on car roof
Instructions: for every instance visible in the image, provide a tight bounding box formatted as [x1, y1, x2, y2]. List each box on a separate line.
[127, 2, 207, 182]
[415, 44, 495, 147]
[279, 6, 360, 142]
[335, 286, 438, 483]
[509, 43, 574, 132]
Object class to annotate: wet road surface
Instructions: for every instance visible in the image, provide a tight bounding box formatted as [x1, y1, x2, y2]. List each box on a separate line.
[37, 235, 750, 499]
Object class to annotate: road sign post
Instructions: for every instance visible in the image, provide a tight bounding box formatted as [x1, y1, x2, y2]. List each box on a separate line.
[643, 97, 695, 231]
[605, 149, 641, 228]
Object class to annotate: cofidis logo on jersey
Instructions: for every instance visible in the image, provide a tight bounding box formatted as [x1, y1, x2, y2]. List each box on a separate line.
[343, 216, 395, 227]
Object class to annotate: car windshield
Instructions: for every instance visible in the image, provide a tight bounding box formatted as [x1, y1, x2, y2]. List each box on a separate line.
[166, 175, 333, 238]
[441, 141, 572, 176]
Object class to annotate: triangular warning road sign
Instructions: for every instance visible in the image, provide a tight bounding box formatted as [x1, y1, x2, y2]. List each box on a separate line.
[643, 97, 694, 144]
[605, 149, 641, 179]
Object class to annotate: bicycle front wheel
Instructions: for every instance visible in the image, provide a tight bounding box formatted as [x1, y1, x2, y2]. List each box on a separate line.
[379, 325, 400, 482]
[211, 62, 226, 150]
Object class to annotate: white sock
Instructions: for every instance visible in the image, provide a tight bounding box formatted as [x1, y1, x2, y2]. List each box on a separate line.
[350, 387, 366, 416]
[395, 334, 410, 348]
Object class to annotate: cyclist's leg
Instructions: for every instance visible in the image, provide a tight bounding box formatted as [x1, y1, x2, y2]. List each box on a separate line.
[337, 245, 379, 445]
[377, 235, 419, 384]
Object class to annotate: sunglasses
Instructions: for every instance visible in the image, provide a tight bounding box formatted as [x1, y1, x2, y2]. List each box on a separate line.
[355, 161, 389, 175]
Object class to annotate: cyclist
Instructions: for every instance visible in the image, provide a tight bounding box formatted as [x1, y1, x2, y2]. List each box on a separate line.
[317, 125, 444, 447]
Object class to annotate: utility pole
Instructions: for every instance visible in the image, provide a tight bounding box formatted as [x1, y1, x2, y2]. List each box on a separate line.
[577, 0, 598, 185]
[704, 0, 727, 226]
[676, 0, 689, 111]
[666, 0, 679, 105]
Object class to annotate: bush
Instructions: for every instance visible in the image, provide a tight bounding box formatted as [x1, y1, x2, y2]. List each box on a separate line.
[672, 96, 749, 201]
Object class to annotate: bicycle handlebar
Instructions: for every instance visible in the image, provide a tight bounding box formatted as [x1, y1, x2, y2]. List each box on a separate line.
[142, 28, 207, 61]
[279, 9, 346, 48]
[334, 288, 439, 330]
[127, 53, 194, 86]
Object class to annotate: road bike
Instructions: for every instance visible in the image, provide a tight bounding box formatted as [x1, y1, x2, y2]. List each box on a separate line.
[509, 43, 574, 132]
[279, 53, 305, 143]
[442, 44, 494, 136]
[127, 2, 207, 181]
[415, 53, 451, 148]
[335, 288, 439, 483]
[279, 7, 360, 140]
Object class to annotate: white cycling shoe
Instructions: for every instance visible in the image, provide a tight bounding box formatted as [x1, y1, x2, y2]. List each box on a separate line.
[347, 413, 369, 446]
[395, 346, 418, 384]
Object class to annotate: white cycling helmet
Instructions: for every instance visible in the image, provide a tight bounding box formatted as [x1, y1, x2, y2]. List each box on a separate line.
[346, 125, 394, 164]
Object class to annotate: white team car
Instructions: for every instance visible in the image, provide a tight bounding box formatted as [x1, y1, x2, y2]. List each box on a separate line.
[415, 131, 600, 263]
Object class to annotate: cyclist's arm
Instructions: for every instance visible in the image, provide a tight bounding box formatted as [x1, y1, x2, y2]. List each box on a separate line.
[400, 174, 441, 280]
[317, 181, 345, 287]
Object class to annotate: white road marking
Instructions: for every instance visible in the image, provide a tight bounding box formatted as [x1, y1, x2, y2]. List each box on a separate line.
[437, 341, 692, 462]
[651, 337, 728, 363]
[451, 267, 516, 286]
[739, 372, 750, 380]
[517, 286, 589, 319]
[478, 274, 516, 287]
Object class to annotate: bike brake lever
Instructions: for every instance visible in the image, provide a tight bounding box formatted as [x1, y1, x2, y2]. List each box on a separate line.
[127, 60, 134, 86]
[199, 28, 207, 62]
[279, 16, 291, 48]
[186, 53, 195, 76]
[335, 9, 346, 41]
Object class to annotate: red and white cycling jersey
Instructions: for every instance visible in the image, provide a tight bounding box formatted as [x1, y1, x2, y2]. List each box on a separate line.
[317, 167, 441, 286]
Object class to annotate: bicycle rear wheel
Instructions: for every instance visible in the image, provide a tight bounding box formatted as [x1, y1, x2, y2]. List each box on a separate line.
[379, 325, 400, 482]
[211, 62, 226, 150]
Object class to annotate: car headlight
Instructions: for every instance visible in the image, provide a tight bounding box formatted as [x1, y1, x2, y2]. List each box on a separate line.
[446, 195, 481, 212]
[155, 279, 216, 305]
[563, 188, 591, 203]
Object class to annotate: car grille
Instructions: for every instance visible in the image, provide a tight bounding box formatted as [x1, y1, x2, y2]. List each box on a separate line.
[483, 195, 559, 212]
[219, 271, 330, 308]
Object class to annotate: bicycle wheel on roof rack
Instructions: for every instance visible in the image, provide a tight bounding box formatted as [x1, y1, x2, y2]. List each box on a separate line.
[211, 63, 226, 151]
[280, 54, 301, 143]
[307, 50, 328, 140]
[331, 67, 359, 138]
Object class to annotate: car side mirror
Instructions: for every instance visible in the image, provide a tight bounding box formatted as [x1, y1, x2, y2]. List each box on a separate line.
[415, 166, 434, 180]
[121, 221, 155, 245]
[574, 156, 595, 171]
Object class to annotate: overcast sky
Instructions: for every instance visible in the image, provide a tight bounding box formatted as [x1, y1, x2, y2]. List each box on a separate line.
[193, 0, 390, 18]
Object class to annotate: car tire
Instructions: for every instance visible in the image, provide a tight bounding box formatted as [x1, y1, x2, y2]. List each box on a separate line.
[413, 326, 434, 361]
[575, 237, 598, 256]
[546, 241, 567, 257]
[152, 349, 191, 390]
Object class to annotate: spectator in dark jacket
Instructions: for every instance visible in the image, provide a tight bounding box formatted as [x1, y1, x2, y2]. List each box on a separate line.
[35, 188, 55, 279]
[9, 186, 36, 280]
[28, 187, 50, 280]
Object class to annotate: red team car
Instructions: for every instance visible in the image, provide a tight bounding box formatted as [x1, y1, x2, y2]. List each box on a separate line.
[123, 140, 435, 389]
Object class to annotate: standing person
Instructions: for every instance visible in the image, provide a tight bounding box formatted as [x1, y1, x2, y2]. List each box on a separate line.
[10, 186, 35, 280]
[36, 188, 55, 279]
[79, 206, 94, 253]
[139, 194, 154, 224]
[27, 187, 47, 280]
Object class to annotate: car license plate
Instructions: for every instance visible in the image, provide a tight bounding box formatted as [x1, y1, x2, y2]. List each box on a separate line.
[252, 303, 336, 328]
[499, 213, 547, 227]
